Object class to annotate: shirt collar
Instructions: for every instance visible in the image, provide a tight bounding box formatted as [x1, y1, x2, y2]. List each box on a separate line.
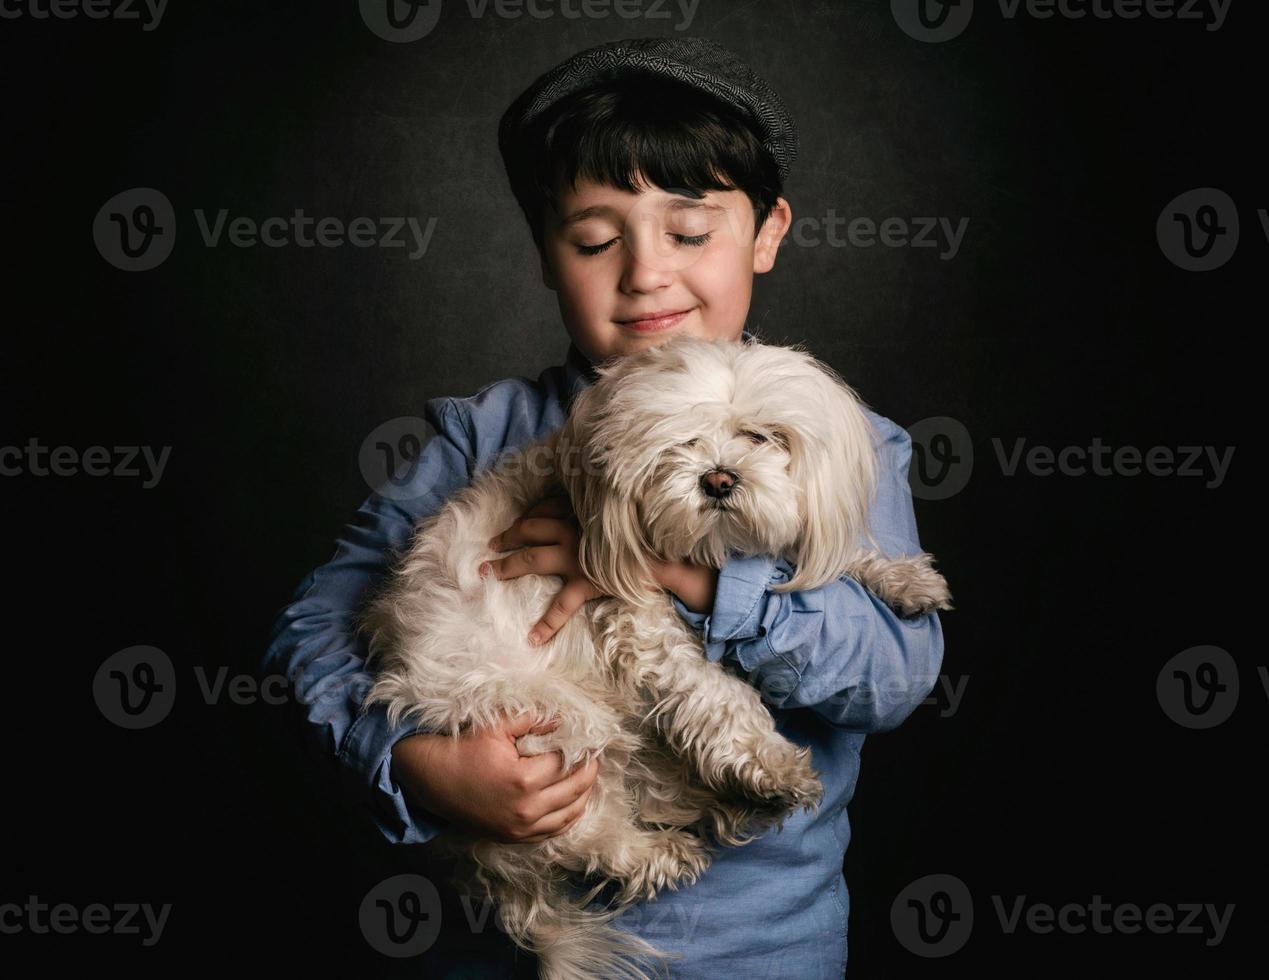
[563, 328, 756, 411]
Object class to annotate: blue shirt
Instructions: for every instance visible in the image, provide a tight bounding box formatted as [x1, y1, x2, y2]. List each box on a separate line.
[262, 330, 945, 978]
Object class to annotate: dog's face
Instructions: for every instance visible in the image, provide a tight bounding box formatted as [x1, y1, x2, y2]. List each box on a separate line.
[557, 337, 879, 603]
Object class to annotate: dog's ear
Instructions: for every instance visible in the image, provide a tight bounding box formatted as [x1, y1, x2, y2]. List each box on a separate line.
[782, 357, 879, 593]
[556, 382, 658, 607]
[576, 486, 659, 606]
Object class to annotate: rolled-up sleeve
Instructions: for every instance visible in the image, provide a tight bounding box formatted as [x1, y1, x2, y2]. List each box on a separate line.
[669, 417, 946, 732]
[262, 397, 473, 845]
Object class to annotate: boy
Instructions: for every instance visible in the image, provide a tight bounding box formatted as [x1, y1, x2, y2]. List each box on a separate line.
[263, 37, 944, 978]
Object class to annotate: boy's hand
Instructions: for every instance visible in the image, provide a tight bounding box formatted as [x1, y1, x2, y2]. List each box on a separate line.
[482, 493, 720, 645]
[391, 715, 600, 844]
[481, 493, 602, 646]
[646, 557, 719, 615]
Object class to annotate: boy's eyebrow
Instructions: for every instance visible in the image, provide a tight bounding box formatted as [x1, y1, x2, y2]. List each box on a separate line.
[663, 199, 727, 216]
[560, 199, 728, 226]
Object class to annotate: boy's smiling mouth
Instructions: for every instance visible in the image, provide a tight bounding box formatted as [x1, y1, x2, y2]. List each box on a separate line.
[615, 307, 697, 333]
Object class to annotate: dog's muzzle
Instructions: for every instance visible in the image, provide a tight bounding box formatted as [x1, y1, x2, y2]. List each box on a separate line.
[699, 467, 740, 500]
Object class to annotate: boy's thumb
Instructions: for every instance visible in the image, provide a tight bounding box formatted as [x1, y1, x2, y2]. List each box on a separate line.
[504, 713, 559, 736]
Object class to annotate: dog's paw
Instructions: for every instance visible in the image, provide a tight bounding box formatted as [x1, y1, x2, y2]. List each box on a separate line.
[758, 743, 824, 816]
[727, 735, 824, 817]
[613, 829, 712, 906]
[890, 555, 954, 617]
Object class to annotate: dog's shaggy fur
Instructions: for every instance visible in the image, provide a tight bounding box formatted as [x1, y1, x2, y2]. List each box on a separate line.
[359, 337, 952, 979]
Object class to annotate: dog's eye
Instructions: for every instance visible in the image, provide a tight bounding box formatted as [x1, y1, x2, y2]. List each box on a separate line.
[744, 428, 790, 451]
[744, 429, 790, 449]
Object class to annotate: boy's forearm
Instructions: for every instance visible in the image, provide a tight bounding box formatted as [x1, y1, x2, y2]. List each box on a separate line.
[745, 574, 945, 731]
[670, 556, 944, 731]
[261, 397, 473, 846]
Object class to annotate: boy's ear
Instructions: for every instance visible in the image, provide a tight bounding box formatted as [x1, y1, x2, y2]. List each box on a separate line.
[753, 196, 793, 274]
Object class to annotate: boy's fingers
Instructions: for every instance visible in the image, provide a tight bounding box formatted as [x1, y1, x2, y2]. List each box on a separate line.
[490, 516, 572, 553]
[528, 579, 594, 646]
[517, 748, 590, 797]
[525, 780, 595, 839]
[525, 756, 600, 817]
[553, 754, 600, 792]
[485, 545, 569, 582]
[486, 497, 574, 552]
[518, 786, 592, 842]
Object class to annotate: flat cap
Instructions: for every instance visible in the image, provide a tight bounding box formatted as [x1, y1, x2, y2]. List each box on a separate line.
[498, 36, 799, 183]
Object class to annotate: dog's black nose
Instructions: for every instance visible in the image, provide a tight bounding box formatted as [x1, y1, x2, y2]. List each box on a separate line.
[700, 468, 739, 499]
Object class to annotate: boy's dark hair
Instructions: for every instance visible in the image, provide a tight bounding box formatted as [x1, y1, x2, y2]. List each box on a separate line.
[500, 71, 785, 259]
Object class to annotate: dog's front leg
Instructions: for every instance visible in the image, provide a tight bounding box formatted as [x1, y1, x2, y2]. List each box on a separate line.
[635, 615, 822, 819]
[846, 549, 954, 618]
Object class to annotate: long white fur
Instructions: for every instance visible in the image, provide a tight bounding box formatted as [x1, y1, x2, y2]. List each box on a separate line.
[359, 337, 952, 979]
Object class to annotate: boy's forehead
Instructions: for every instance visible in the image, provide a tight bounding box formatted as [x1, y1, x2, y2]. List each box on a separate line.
[558, 192, 730, 226]
[554, 178, 737, 222]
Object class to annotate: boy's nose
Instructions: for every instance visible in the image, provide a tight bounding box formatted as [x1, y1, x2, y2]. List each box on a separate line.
[700, 467, 739, 498]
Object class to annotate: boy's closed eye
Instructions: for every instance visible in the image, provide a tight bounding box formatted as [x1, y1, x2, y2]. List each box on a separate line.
[576, 230, 713, 257]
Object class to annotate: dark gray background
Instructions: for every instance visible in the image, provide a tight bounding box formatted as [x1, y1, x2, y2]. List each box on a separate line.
[2, 0, 1256, 975]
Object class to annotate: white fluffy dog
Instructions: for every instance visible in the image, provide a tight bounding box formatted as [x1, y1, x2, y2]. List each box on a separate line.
[360, 336, 952, 979]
